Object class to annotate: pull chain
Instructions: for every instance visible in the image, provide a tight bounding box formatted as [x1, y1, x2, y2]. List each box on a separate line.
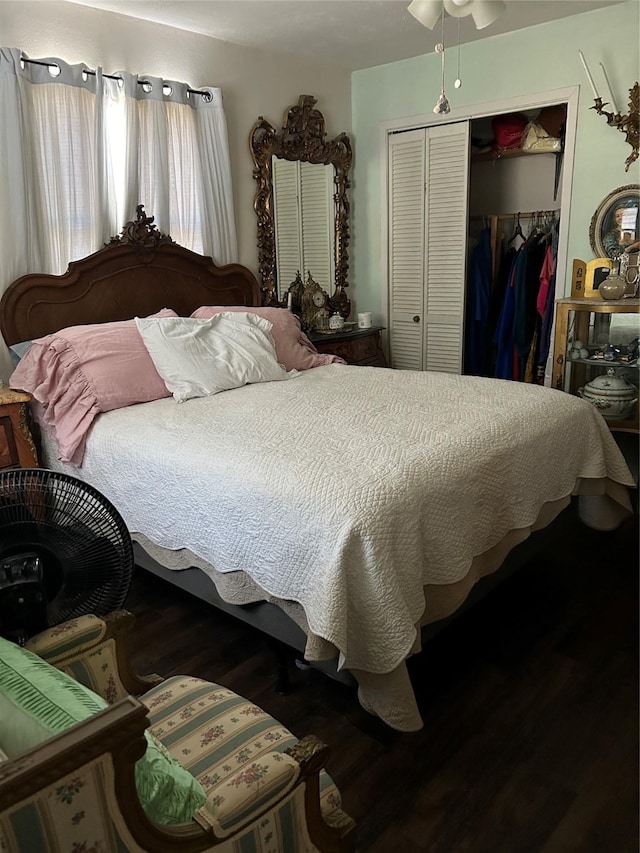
[432, 1, 451, 114]
[455, 17, 462, 89]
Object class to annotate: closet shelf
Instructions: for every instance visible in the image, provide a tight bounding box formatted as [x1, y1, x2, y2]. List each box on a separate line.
[568, 357, 639, 369]
[471, 148, 559, 163]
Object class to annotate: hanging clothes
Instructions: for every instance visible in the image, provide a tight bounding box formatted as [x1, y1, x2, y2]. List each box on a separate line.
[514, 237, 547, 380]
[536, 220, 561, 381]
[487, 242, 517, 375]
[464, 226, 492, 375]
[493, 249, 523, 380]
[536, 242, 555, 318]
[470, 212, 559, 384]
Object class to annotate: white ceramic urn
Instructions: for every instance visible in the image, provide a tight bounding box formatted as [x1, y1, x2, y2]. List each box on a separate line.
[578, 368, 638, 421]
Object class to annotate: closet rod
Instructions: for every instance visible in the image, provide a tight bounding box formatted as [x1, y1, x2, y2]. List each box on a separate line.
[20, 57, 211, 99]
[497, 210, 559, 221]
[470, 209, 559, 221]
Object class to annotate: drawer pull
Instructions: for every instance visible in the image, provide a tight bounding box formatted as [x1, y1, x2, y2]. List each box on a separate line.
[413, 315, 420, 323]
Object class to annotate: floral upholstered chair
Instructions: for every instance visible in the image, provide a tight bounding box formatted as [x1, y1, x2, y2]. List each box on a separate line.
[0, 610, 356, 852]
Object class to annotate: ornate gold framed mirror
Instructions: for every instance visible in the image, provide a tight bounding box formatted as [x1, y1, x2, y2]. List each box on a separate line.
[250, 95, 352, 313]
[589, 183, 640, 260]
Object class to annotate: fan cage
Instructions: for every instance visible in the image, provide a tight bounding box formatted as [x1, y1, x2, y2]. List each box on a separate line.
[0, 468, 134, 627]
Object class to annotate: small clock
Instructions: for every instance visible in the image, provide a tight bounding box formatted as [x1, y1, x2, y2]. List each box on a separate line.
[313, 289, 328, 308]
[300, 272, 329, 331]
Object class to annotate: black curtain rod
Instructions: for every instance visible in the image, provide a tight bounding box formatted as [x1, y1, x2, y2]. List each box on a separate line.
[21, 57, 210, 98]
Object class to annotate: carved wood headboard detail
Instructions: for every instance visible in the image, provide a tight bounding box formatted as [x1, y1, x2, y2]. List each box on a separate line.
[0, 207, 261, 345]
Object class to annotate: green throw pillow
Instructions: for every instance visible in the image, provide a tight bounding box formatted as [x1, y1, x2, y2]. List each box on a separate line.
[0, 636, 206, 824]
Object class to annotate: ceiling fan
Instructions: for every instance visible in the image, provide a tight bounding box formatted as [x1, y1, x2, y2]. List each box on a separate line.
[408, 0, 506, 114]
[408, 0, 507, 31]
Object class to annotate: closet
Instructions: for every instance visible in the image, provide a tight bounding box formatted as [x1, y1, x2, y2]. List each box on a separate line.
[387, 101, 568, 380]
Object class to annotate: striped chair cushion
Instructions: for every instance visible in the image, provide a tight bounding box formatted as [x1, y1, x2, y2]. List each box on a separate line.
[141, 676, 345, 829]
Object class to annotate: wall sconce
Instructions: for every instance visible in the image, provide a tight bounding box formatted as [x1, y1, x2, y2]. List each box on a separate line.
[593, 83, 639, 173]
[578, 51, 639, 172]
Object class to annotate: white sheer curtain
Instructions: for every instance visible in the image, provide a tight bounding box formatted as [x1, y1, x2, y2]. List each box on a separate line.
[0, 47, 237, 379]
[0, 49, 109, 282]
[127, 74, 237, 260]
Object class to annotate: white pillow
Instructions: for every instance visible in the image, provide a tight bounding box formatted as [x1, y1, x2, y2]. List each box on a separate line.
[135, 313, 295, 403]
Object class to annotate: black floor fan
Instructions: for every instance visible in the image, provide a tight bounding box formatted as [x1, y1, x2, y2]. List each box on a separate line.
[0, 469, 134, 645]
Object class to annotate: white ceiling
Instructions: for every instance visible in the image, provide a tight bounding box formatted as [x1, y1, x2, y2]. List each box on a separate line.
[62, 0, 624, 71]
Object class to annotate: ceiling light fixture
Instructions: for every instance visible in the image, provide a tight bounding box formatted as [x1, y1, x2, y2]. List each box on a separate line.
[408, 0, 506, 31]
[408, 0, 505, 116]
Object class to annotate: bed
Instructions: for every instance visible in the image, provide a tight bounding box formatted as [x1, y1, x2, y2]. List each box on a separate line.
[2, 209, 635, 732]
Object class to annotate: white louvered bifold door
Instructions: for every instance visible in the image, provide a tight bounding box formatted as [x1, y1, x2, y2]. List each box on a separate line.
[300, 162, 335, 294]
[424, 122, 470, 373]
[272, 158, 303, 298]
[388, 122, 470, 372]
[388, 129, 426, 370]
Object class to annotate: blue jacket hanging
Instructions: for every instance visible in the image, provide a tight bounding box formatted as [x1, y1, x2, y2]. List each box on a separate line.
[464, 226, 492, 376]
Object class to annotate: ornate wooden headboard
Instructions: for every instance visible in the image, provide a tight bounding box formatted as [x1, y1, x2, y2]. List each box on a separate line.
[0, 207, 262, 345]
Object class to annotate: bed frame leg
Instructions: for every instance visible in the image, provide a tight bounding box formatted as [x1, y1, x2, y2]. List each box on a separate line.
[268, 640, 292, 694]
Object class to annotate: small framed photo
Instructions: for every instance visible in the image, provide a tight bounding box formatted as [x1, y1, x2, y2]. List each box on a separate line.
[583, 257, 614, 298]
[589, 184, 640, 260]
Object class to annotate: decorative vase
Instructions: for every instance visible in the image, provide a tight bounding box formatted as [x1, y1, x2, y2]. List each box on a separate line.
[599, 274, 626, 300]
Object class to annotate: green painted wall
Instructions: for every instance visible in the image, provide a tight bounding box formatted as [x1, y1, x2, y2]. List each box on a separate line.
[350, 1, 640, 320]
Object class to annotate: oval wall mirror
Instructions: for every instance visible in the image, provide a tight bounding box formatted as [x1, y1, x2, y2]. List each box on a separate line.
[589, 183, 640, 259]
[250, 95, 352, 310]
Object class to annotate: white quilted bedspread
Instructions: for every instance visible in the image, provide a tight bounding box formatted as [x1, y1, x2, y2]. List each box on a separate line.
[45, 365, 634, 675]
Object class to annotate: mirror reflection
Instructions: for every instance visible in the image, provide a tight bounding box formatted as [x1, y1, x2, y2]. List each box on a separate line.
[250, 95, 352, 311]
[272, 157, 335, 297]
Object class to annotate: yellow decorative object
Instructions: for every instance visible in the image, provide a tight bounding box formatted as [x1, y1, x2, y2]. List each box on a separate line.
[582, 257, 614, 298]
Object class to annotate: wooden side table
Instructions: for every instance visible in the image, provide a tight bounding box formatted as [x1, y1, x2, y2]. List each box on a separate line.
[0, 388, 39, 470]
[308, 326, 388, 367]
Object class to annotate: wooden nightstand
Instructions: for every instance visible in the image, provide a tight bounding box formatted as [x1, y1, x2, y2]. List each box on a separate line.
[0, 388, 39, 470]
[309, 326, 388, 367]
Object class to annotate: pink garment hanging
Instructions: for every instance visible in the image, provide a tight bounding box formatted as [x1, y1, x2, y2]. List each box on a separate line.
[536, 244, 555, 318]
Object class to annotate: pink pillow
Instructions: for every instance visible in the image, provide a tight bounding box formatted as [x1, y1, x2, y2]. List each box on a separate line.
[10, 309, 177, 465]
[190, 306, 346, 372]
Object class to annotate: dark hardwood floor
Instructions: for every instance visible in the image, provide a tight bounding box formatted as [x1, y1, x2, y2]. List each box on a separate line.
[125, 503, 639, 853]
